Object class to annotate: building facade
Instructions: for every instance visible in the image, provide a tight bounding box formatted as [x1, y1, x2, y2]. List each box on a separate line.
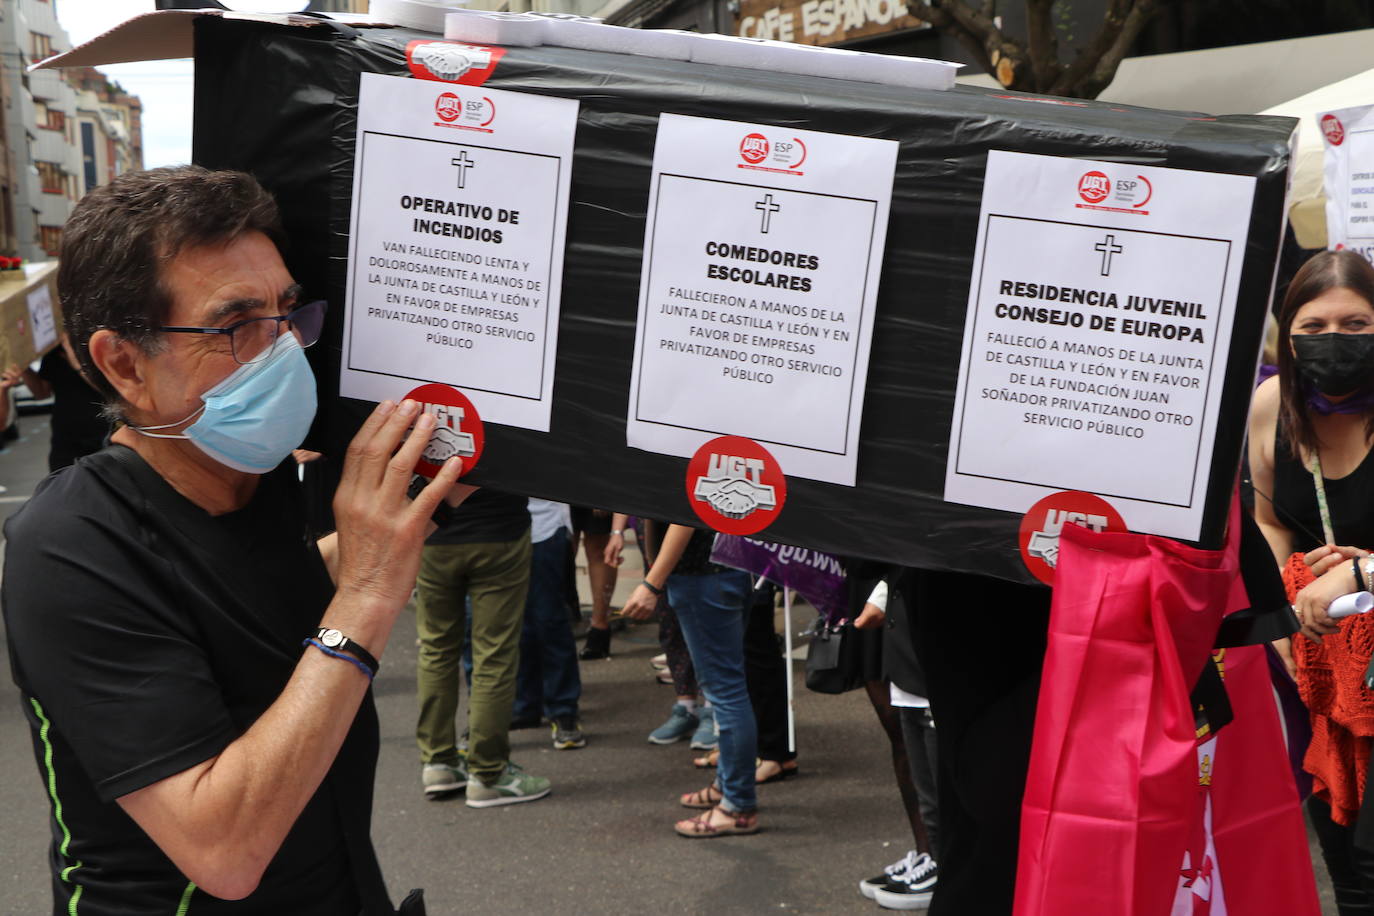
[0, 1, 141, 260]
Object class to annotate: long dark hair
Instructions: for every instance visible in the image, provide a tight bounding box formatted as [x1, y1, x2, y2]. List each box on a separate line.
[1276, 249, 1374, 460]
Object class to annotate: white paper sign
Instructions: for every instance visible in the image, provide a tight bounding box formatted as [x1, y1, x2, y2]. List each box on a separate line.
[26, 285, 55, 354]
[945, 151, 1256, 540]
[340, 73, 578, 431]
[1320, 103, 1374, 262]
[626, 114, 897, 485]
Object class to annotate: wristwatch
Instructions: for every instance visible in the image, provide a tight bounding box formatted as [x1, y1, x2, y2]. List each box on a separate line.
[611, 528, 625, 537]
[315, 627, 380, 677]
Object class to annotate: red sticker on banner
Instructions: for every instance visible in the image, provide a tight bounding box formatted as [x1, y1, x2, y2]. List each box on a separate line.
[406, 40, 507, 86]
[1018, 490, 1127, 585]
[685, 436, 786, 535]
[403, 383, 483, 479]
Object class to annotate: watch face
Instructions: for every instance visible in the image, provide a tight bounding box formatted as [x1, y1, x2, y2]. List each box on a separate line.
[320, 629, 345, 648]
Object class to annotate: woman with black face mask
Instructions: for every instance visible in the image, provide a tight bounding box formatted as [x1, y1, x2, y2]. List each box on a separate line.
[1249, 248, 1374, 916]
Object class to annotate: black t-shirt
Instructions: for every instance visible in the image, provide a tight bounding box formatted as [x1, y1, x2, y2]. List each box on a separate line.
[644, 524, 725, 576]
[36, 347, 108, 469]
[3, 446, 392, 915]
[426, 487, 529, 545]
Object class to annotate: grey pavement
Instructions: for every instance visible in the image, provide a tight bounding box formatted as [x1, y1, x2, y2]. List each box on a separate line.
[0, 413, 1341, 914]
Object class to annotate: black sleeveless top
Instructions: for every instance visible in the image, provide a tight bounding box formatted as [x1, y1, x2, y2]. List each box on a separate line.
[1272, 424, 1374, 553]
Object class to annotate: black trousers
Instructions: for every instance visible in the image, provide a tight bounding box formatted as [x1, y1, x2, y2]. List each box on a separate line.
[743, 583, 796, 763]
[911, 569, 1052, 916]
[1310, 795, 1374, 916]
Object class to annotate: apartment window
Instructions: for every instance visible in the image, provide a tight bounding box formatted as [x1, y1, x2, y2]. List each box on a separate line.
[39, 226, 61, 256]
[35, 102, 62, 131]
[36, 161, 62, 193]
[30, 32, 51, 61]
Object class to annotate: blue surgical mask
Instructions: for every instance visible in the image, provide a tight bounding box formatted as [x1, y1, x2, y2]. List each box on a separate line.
[131, 333, 318, 473]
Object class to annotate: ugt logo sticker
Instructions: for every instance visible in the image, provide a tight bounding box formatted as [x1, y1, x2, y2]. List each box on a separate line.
[1076, 167, 1152, 214]
[403, 382, 484, 479]
[686, 435, 787, 535]
[433, 91, 496, 131]
[1078, 171, 1110, 204]
[737, 131, 807, 174]
[1017, 490, 1125, 585]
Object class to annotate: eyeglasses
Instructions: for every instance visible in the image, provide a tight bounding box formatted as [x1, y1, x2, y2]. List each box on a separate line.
[159, 300, 327, 365]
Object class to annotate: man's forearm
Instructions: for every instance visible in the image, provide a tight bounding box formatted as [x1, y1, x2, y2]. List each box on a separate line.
[117, 589, 395, 900]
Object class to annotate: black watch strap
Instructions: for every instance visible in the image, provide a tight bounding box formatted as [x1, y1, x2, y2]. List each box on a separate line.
[314, 627, 380, 676]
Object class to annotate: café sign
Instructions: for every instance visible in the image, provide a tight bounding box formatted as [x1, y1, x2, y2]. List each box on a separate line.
[736, 0, 929, 46]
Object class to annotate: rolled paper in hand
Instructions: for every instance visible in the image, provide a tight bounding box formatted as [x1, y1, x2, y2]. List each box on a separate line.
[1329, 591, 1374, 619]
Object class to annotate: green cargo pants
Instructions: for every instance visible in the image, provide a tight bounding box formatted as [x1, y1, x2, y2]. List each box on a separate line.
[414, 530, 531, 784]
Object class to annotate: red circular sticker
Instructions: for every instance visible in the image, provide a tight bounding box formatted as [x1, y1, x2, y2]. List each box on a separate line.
[403, 383, 483, 479]
[1322, 113, 1345, 146]
[739, 133, 769, 165]
[1077, 170, 1111, 204]
[685, 435, 786, 535]
[1018, 490, 1126, 585]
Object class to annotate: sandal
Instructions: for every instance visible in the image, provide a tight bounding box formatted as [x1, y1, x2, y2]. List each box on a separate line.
[680, 784, 723, 809]
[675, 805, 760, 838]
[756, 759, 800, 785]
[692, 748, 720, 769]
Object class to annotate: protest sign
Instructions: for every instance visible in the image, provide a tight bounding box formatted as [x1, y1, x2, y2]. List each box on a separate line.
[626, 114, 896, 486]
[946, 151, 1257, 541]
[1320, 103, 1374, 262]
[340, 72, 578, 432]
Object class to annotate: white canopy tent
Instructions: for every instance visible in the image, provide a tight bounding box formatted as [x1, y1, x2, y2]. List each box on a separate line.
[1261, 66, 1374, 249]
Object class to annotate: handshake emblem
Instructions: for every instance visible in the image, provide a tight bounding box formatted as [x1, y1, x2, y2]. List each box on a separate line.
[1026, 508, 1110, 570]
[693, 452, 777, 520]
[419, 402, 477, 464]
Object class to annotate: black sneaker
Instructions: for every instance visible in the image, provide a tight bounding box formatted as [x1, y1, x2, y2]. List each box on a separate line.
[874, 853, 937, 910]
[859, 850, 918, 900]
[579, 626, 611, 660]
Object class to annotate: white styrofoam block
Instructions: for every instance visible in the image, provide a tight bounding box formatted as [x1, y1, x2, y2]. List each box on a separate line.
[848, 53, 960, 90]
[685, 32, 959, 90]
[445, 12, 546, 47]
[539, 20, 692, 61]
[369, 0, 469, 34]
[623, 29, 695, 61]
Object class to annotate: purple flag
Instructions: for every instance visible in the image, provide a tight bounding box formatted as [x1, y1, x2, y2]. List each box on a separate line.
[710, 534, 847, 621]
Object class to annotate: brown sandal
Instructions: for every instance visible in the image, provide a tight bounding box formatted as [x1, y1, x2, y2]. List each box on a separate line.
[680, 784, 723, 809]
[675, 805, 760, 838]
[693, 749, 720, 769]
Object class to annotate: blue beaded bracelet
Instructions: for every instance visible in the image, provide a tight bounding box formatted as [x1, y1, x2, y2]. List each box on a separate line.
[303, 638, 375, 681]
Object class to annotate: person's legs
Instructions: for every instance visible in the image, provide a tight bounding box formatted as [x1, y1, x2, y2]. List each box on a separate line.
[671, 569, 757, 816]
[465, 532, 533, 785]
[1308, 795, 1374, 915]
[867, 679, 930, 852]
[415, 544, 471, 767]
[743, 583, 795, 769]
[527, 528, 581, 722]
[583, 529, 616, 629]
[899, 705, 938, 855]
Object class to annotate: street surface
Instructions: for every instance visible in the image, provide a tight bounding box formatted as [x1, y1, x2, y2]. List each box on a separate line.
[0, 414, 1340, 914]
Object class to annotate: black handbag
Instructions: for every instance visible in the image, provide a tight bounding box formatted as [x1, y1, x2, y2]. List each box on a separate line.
[804, 618, 865, 694]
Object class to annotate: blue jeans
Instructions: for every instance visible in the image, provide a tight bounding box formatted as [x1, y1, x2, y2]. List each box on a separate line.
[515, 528, 582, 721]
[669, 568, 757, 813]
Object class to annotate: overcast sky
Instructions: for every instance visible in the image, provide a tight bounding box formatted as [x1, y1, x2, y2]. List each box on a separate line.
[55, 1, 318, 168]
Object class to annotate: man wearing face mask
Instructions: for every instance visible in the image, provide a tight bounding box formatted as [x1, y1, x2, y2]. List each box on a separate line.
[2, 167, 465, 915]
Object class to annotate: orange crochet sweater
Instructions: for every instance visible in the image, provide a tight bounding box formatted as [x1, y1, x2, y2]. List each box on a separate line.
[1286, 554, 1374, 826]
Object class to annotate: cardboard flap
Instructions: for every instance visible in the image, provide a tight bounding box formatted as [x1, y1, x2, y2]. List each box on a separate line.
[31, 9, 390, 71]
